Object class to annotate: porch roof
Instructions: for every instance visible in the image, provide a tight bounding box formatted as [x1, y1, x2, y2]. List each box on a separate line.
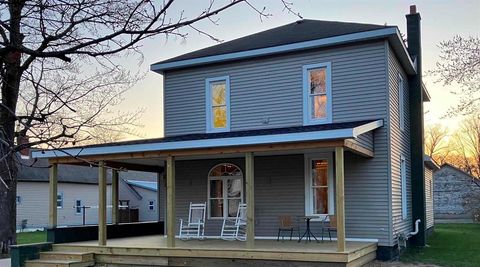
[33, 120, 382, 160]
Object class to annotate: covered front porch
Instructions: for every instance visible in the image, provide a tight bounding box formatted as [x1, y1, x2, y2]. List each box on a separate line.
[31, 120, 383, 266]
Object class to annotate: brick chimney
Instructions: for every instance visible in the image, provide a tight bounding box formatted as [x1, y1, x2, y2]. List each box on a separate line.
[406, 5, 426, 247]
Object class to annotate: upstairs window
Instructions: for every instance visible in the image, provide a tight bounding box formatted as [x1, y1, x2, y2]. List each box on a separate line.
[398, 74, 405, 131]
[206, 76, 230, 133]
[303, 63, 332, 125]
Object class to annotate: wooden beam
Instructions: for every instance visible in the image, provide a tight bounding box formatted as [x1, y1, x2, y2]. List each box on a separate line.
[98, 161, 107, 246]
[166, 156, 176, 248]
[343, 140, 374, 158]
[48, 163, 58, 229]
[245, 152, 255, 249]
[57, 160, 163, 173]
[48, 140, 345, 164]
[111, 170, 119, 225]
[335, 147, 346, 252]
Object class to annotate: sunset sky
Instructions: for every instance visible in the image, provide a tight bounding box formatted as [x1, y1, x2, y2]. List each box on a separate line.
[119, 0, 480, 139]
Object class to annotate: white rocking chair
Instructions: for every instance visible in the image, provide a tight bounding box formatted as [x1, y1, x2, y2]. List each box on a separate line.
[179, 202, 206, 240]
[221, 203, 247, 241]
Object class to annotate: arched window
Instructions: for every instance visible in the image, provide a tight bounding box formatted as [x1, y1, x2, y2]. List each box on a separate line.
[207, 163, 243, 219]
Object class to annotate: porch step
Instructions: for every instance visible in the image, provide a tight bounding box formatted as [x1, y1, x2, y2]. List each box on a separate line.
[40, 251, 94, 262]
[24, 259, 94, 267]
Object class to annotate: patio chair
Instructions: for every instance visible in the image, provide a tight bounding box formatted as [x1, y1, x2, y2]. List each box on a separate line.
[320, 215, 337, 242]
[221, 203, 247, 241]
[276, 215, 300, 241]
[179, 202, 206, 240]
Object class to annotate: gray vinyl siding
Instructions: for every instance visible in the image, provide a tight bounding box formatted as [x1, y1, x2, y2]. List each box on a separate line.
[425, 168, 434, 229]
[351, 132, 374, 151]
[173, 152, 391, 245]
[164, 41, 387, 136]
[164, 40, 394, 246]
[387, 45, 412, 240]
[16, 182, 112, 229]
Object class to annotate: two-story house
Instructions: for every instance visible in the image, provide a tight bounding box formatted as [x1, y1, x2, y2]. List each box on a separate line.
[28, 5, 431, 267]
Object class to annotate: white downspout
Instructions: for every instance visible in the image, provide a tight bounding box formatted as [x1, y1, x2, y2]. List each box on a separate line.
[409, 219, 421, 236]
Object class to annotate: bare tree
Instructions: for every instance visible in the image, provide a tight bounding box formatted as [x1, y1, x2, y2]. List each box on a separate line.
[0, 0, 297, 253]
[424, 123, 450, 165]
[429, 35, 480, 116]
[450, 112, 480, 179]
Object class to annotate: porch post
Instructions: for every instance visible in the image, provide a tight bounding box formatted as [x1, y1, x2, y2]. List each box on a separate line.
[48, 163, 58, 229]
[157, 172, 162, 222]
[335, 147, 346, 252]
[166, 156, 176, 248]
[111, 170, 119, 225]
[98, 161, 107, 246]
[245, 152, 255, 249]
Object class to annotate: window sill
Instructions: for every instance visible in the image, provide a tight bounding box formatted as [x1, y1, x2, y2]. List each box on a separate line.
[303, 119, 332, 126]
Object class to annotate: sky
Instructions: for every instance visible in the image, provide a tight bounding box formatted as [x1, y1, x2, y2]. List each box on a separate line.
[118, 0, 480, 139]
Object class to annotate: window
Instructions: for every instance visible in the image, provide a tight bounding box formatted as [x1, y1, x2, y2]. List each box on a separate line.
[75, 200, 82, 214]
[207, 163, 243, 219]
[16, 196, 22, 205]
[305, 155, 334, 218]
[398, 74, 405, 131]
[206, 76, 230, 133]
[401, 155, 407, 219]
[148, 200, 155, 211]
[57, 192, 63, 209]
[303, 63, 332, 125]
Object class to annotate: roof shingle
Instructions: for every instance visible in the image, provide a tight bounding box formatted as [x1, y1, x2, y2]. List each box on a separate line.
[153, 20, 394, 65]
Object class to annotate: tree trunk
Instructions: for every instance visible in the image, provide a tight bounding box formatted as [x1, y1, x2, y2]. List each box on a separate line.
[0, 154, 17, 254]
[0, 1, 25, 254]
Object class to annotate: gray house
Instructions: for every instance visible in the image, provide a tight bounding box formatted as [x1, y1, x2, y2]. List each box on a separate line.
[30, 6, 431, 266]
[434, 163, 480, 223]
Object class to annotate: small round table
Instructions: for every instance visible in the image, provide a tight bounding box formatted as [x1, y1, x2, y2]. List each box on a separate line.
[298, 215, 320, 242]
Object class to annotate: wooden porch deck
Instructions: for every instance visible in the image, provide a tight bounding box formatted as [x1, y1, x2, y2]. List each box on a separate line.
[52, 235, 377, 267]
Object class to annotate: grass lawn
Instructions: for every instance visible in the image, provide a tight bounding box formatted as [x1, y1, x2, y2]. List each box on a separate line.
[16, 231, 47, 244]
[401, 223, 480, 267]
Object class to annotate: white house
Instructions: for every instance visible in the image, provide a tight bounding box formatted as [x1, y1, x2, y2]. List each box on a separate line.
[16, 158, 158, 230]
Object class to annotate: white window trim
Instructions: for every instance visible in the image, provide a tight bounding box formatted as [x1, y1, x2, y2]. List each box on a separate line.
[205, 76, 231, 133]
[400, 155, 407, 220]
[302, 62, 333, 126]
[75, 199, 82, 215]
[148, 200, 155, 212]
[398, 73, 405, 132]
[57, 192, 64, 209]
[304, 153, 335, 221]
[207, 164, 243, 220]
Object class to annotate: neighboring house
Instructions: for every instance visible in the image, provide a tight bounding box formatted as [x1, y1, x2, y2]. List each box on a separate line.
[16, 158, 113, 229]
[119, 179, 165, 222]
[424, 156, 440, 232]
[434, 163, 480, 223]
[16, 158, 159, 229]
[33, 6, 430, 262]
